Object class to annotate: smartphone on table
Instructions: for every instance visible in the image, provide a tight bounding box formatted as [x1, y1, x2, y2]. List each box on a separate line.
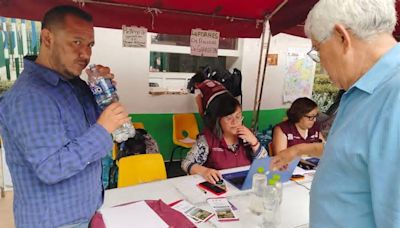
[198, 181, 227, 195]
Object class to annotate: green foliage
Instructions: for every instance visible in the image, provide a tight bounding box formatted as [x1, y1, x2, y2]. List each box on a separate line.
[312, 73, 339, 112]
[0, 80, 14, 96]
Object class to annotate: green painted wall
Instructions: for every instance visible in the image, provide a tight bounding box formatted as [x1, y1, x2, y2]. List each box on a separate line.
[129, 108, 287, 161]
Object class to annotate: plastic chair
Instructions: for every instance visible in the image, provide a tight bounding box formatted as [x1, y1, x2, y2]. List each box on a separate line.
[268, 142, 274, 157]
[132, 122, 144, 129]
[169, 113, 199, 167]
[117, 153, 167, 188]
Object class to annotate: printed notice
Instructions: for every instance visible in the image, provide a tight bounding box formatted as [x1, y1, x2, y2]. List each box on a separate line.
[190, 29, 219, 57]
[122, 26, 147, 48]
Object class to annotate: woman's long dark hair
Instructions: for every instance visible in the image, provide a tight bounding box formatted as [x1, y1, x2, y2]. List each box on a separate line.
[203, 92, 240, 137]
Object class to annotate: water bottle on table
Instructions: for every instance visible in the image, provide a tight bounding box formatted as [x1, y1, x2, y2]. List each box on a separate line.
[262, 178, 279, 228]
[87, 64, 135, 142]
[249, 167, 266, 215]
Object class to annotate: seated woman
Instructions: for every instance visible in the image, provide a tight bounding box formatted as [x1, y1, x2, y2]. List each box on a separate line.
[181, 93, 267, 184]
[272, 97, 324, 156]
[270, 91, 345, 171]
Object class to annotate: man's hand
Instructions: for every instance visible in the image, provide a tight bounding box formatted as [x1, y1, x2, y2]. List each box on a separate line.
[270, 147, 298, 171]
[97, 102, 130, 133]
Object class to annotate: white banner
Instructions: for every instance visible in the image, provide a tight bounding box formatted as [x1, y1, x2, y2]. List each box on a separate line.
[122, 26, 147, 48]
[190, 29, 219, 57]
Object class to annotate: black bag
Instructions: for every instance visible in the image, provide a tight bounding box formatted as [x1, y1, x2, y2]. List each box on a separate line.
[116, 129, 148, 160]
[187, 66, 243, 101]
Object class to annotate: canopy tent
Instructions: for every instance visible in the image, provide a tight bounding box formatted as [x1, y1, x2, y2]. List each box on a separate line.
[269, 0, 400, 38]
[0, 0, 287, 38]
[0, 0, 312, 130]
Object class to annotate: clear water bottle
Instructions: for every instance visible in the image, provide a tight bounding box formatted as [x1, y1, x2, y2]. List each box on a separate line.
[87, 64, 135, 142]
[262, 179, 279, 228]
[249, 167, 266, 215]
[272, 174, 283, 205]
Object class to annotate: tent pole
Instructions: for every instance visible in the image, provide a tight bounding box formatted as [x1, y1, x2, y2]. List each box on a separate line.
[250, 0, 288, 131]
[254, 30, 272, 131]
[250, 18, 268, 130]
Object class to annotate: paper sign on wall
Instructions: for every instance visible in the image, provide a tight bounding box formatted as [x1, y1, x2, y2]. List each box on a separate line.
[190, 29, 219, 57]
[122, 25, 147, 48]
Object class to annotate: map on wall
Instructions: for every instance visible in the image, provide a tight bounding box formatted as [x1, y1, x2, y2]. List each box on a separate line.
[283, 47, 316, 103]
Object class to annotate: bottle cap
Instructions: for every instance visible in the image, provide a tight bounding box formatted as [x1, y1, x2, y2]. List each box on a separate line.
[268, 179, 276, 185]
[272, 174, 281, 181]
[257, 167, 264, 174]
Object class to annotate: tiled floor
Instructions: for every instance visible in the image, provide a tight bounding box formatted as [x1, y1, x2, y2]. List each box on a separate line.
[0, 191, 14, 228]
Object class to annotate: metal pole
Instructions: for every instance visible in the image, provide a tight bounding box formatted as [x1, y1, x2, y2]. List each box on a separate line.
[250, 0, 288, 131]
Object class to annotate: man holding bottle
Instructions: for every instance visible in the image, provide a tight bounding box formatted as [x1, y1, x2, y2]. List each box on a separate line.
[0, 5, 130, 228]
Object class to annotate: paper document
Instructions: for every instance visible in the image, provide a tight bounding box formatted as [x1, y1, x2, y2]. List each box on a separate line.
[100, 201, 168, 228]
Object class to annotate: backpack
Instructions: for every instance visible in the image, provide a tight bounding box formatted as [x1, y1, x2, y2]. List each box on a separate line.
[107, 129, 160, 189]
[187, 66, 243, 102]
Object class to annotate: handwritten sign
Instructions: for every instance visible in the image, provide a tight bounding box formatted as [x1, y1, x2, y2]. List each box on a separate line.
[122, 26, 147, 48]
[190, 29, 219, 57]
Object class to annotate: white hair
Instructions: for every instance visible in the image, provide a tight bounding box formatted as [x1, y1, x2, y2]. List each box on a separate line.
[305, 0, 397, 42]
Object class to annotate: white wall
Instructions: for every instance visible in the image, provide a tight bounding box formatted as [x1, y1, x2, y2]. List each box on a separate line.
[90, 27, 311, 114]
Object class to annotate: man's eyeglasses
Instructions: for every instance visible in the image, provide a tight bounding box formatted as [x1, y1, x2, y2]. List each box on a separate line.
[304, 114, 318, 121]
[223, 114, 244, 123]
[307, 47, 320, 63]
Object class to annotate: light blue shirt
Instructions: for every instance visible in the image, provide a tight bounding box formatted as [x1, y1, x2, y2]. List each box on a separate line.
[310, 43, 400, 228]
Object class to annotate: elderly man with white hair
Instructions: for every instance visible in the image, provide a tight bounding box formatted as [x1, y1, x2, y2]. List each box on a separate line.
[304, 0, 400, 227]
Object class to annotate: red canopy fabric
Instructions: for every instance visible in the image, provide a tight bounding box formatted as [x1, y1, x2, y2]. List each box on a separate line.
[0, 0, 284, 38]
[269, 0, 400, 38]
[269, 0, 318, 38]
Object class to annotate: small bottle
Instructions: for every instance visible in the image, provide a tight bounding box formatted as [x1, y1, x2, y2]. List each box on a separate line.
[87, 64, 135, 142]
[249, 167, 266, 215]
[272, 174, 282, 205]
[262, 178, 279, 228]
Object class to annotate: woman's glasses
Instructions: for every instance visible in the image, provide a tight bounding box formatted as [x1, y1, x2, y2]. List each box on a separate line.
[304, 114, 318, 121]
[223, 114, 244, 123]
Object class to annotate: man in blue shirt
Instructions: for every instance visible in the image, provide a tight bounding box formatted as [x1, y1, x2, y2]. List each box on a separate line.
[0, 6, 130, 228]
[304, 0, 400, 227]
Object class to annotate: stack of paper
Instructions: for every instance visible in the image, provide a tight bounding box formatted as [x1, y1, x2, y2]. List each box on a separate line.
[100, 201, 168, 228]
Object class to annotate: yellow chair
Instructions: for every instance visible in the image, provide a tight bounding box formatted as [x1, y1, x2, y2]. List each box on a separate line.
[117, 153, 167, 188]
[169, 114, 199, 166]
[112, 122, 145, 160]
[132, 122, 144, 129]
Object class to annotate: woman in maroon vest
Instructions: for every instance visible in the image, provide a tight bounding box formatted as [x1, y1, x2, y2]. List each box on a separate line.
[181, 93, 268, 184]
[272, 97, 324, 156]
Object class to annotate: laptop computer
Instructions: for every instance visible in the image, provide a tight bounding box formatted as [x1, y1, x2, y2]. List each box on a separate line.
[222, 156, 300, 190]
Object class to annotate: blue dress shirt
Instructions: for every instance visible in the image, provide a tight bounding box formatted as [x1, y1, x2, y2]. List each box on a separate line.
[310, 43, 400, 227]
[0, 58, 112, 228]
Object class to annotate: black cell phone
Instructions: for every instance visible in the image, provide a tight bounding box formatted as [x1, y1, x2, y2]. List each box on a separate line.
[198, 181, 226, 195]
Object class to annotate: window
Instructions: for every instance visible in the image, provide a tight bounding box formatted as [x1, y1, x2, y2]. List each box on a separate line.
[148, 33, 239, 95]
[150, 52, 227, 73]
[151, 34, 238, 50]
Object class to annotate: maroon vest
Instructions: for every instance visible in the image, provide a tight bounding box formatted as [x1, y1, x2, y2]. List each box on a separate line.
[203, 129, 251, 170]
[277, 120, 321, 147]
[197, 80, 227, 110]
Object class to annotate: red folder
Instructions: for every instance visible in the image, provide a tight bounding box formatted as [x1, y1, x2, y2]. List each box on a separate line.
[91, 200, 195, 228]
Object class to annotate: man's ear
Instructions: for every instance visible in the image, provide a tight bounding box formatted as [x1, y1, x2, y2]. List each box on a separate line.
[40, 28, 53, 48]
[333, 24, 351, 54]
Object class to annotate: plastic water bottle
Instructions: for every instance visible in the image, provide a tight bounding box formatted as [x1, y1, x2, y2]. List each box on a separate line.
[87, 64, 135, 142]
[262, 179, 279, 228]
[272, 174, 283, 205]
[249, 167, 266, 215]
